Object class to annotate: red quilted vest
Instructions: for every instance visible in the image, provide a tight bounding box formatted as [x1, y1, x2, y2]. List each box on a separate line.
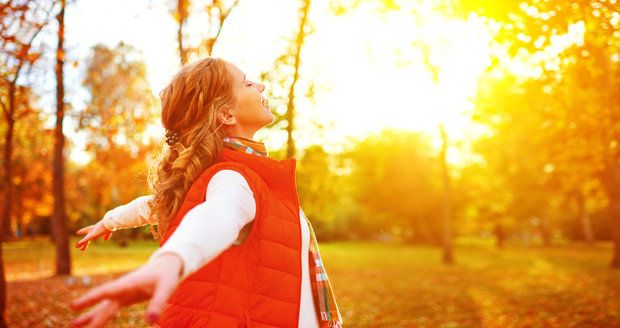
[156, 147, 309, 327]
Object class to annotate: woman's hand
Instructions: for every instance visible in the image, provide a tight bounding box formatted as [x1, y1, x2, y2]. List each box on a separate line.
[75, 220, 112, 251]
[69, 253, 184, 328]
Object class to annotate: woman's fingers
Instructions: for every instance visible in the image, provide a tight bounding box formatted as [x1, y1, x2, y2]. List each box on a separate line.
[77, 241, 90, 251]
[84, 300, 120, 328]
[70, 284, 112, 312]
[70, 255, 182, 327]
[145, 274, 178, 324]
[71, 305, 95, 327]
[76, 223, 111, 250]
[70, 275, 130, 312]
[76, 236, 88, 246]
[76, 225, 93, 235]
[71, 299, 120, 328]
[76, 235, 94, 250]
[70, 299, 107, 327]
[70, 269, 149, 312]
[75, 225, 95, 249]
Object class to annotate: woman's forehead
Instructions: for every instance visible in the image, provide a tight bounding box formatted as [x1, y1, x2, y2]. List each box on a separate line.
[226, 62, 244, 81]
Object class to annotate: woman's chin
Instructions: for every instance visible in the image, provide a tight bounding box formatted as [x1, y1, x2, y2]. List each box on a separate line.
[264, 111, 275, 125]
[263, 106, 273, 116]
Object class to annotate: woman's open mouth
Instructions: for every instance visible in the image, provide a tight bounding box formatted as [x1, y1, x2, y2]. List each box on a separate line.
[261, 95, 269, 109]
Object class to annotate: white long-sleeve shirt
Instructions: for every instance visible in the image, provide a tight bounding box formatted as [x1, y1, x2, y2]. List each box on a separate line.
[101, 170, 320, 328]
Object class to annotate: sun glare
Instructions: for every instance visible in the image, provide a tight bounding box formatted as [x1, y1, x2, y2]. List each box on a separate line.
[288, 4, 494, 165]
[66, 0, 494, 166]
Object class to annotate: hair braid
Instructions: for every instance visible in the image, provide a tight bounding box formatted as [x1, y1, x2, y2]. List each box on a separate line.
[146, 57, 236, 240]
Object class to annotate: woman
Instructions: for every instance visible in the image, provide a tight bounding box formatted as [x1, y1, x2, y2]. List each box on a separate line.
[70, 57, 343, 328]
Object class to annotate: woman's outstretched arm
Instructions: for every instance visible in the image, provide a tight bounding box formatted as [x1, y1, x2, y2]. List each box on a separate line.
[75, 195, 155, 251]
[102, 195, 156, 231]
[70, 170, 257, 326]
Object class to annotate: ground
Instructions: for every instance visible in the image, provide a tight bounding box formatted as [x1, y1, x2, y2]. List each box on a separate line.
[4, 237, 620, 327]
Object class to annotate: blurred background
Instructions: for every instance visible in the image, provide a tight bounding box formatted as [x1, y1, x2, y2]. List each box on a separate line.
[1, 0, 619, 327]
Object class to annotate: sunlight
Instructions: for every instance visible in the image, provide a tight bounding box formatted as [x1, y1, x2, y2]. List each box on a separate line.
[65, 0, 494, 165]
[292, 4, 493, 165]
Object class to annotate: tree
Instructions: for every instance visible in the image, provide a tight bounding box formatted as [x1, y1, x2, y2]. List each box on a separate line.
[283, 0, 312, 158]
[296, 145, 352, 240]
[1, 89, 54, 238]
[455, 0, 620, 266]
[439, 124, 454, 263]
[51, 0, 71, 276]
[260, 0, 313, 158]
[0, 0, 53, 239]
[472, 73, 564, 247]
[77, 42, 158, 244]
[343, 129, 444, 243]
[0, 0, 55, 322]
[168, 0, 241, 64]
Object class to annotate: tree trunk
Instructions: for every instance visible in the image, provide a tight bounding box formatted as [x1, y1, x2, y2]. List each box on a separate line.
[610, 197, 620, 268]
[177, 0, 188, 65]
[1, 121, 13, 240]
[494, 223, 505, 248]
[439, 124, 454, 264]
[1, 84, 16, 241]
[0, 81, 16, 327]
[576, 190, 594, 244]
[285, 0, 311, 159]
[539, 215, 551, 247]
[0, 243, 5, 327]
[602, 159, 620, 268]
[52, 0, 71, 276]
[16, 204, 23, 238]
[0, 122, 10, 328]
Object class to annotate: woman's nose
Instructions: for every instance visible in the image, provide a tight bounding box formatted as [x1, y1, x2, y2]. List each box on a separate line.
[256, 83, 265, 92]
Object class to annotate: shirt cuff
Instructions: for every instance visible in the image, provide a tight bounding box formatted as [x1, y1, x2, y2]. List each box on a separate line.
[101, 208, 121, 231]
[146, 248, 185, 279]
[147, 243, 206, 281]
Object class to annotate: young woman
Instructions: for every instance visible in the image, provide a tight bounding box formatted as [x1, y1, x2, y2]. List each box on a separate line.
[69, 57, 344, 328]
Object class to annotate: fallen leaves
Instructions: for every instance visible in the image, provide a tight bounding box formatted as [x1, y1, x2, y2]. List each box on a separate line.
[4, 238, 620, 327]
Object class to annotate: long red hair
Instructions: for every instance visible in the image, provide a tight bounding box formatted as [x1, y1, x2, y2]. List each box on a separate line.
[146, 57, 237, 240]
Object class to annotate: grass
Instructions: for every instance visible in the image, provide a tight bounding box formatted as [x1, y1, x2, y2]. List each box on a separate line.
[4, 237, 620, 327]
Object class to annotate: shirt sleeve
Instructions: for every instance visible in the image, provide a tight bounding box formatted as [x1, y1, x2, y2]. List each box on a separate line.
[101, 195, 156, 231]
[146, 169, 257, 280]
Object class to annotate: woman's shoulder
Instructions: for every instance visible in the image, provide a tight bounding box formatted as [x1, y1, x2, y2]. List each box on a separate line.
[206, 169, 253, 198]
[203, 169, 257, 227]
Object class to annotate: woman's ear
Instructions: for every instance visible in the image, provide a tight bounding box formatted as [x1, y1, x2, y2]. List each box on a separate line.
[219, 108, 236, 126]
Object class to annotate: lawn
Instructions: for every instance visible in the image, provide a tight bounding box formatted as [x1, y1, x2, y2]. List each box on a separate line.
[4, 237, 620, 327]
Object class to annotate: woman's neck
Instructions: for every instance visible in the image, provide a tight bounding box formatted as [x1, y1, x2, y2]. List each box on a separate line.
[224, 128, 256, 141]
[229, 135, 256, 142]
[223, 135, 268, 157]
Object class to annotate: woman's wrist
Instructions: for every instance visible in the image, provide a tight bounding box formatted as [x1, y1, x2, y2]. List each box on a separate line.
[150, 252, 184, 279]
[98, 218, 113, 233]
[101, 209, 120, 232]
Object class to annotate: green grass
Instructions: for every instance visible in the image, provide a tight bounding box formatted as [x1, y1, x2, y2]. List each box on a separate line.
[4, 236, 157, 281]
[4, 237, 620, 327]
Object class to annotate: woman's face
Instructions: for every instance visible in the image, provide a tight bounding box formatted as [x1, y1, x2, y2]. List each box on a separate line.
[222, 61, 274, 138]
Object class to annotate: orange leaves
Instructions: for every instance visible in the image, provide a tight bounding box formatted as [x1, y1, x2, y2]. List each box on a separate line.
[4, 238, 620, 327]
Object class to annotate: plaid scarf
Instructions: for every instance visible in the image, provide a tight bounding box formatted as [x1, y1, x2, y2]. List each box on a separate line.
[223, 136, 269, 157]
[223, 136, 344, 328]
[302, 210, 344, 328]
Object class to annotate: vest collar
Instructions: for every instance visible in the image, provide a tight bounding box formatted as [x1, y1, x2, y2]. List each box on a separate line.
[218, 143, 298, 196]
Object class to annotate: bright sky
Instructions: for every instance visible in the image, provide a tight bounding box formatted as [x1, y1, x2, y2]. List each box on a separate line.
[61, 0, 495, 165]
